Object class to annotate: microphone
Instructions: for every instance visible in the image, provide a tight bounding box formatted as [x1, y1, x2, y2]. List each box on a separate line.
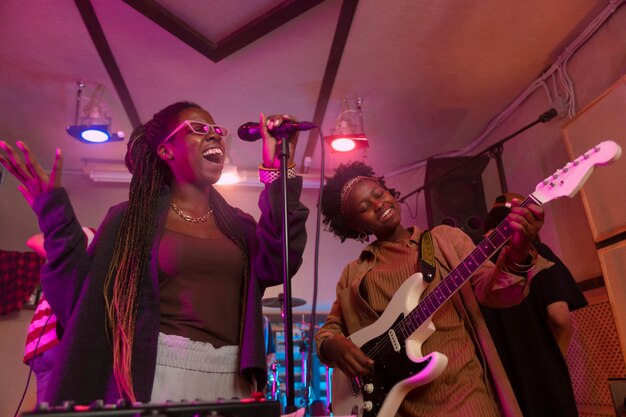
[237, 121, 317, 142]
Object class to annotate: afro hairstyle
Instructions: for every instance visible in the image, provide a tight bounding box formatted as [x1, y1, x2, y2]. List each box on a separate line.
[321, 161, 400, 242]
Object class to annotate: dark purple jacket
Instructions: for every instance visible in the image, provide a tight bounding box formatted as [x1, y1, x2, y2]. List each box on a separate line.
[33, 178, 308, 405]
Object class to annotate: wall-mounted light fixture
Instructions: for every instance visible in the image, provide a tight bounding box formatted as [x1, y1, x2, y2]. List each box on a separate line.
[66, 82, 124, 143]
[324, 98, 368, 152]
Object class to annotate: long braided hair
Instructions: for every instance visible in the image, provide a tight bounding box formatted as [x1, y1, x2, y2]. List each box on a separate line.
[104, 101, 249, 401]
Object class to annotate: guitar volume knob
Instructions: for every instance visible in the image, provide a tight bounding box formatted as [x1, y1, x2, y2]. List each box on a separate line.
[363, 401, 374, 411]
[363, 383, 374, 394]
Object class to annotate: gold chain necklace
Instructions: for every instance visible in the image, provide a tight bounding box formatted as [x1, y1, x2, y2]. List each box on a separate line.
[169, 201, 213, 223]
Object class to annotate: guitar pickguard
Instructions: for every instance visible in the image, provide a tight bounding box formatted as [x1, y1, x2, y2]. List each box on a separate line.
[330, 141, 622, 417]
[331, 274, 448, 417]
[357, 314, 437, 417]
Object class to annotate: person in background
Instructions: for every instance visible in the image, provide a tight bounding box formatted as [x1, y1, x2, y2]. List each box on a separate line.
[315, 161, 550, 417]
[22, 227, 95, 403]
[0, 101, 309, 405]
[479, 192, 587, 417]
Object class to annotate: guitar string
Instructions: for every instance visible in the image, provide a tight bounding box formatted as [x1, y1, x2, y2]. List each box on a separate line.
[349, 145, 612, 387]
[362, 235, 503, 359]
[361, 198, 533, 360]
[361, 234, 501, 358]
[363, 222, 515, 359]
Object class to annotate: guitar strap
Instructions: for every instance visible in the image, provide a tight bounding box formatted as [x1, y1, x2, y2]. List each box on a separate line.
[418, 229, 436, 283]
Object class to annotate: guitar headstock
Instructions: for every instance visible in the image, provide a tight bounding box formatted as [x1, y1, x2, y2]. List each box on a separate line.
[532, 140, 622, 205]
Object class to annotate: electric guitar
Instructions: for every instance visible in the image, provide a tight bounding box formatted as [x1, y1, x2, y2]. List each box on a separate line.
[330, 141, 622, 417]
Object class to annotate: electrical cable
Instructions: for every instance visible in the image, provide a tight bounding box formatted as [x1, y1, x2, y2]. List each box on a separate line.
[384, 0, 626, 180]
[303, 126, 325, 415]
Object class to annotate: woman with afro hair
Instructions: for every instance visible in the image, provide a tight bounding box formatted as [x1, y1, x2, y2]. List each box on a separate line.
[315, 161, 551, 417]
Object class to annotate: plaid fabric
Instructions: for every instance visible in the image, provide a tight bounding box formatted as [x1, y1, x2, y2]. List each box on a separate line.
[0, 250, 45, 315]
[23, 293, 59, 363]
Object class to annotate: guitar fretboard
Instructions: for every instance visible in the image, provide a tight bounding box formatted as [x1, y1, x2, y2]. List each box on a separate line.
[394, 195, 538, 342]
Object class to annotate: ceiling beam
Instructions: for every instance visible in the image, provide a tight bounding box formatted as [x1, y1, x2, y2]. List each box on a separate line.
[74, 0, 141, 128]
[123, 0, 325, 63]
[216, 0, 326, 61]
[300, 0, 359, 170]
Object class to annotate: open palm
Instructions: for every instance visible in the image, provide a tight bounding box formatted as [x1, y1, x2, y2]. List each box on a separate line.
[0, 141, 63, 207]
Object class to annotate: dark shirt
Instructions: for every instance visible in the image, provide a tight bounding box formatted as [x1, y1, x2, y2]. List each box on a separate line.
[480, 241, 587, 417]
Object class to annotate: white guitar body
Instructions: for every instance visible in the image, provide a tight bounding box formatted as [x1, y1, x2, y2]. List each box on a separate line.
[329, 141, 622, 417]
[331, 273, 448, 417]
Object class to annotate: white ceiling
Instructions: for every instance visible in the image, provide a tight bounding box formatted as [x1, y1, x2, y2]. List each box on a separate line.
[0, 0, 612, 177]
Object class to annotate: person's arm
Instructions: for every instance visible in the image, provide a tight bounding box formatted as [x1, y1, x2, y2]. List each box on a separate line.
[33, 189, 99, 328]
[0, 141, 88, 326]
[254, 177, 309, 288]
[434, 224, 551, 308]
[315, 265, 374, 377]
[469, 198, 552, 307]
[546, 300, 574, 357]
[318, 331, 374, 377]
[534, 242, 587, 357]
[250, 114, 310, 288]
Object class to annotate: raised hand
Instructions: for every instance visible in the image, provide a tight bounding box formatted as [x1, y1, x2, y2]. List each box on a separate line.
[0, 141, 63, 207]
[260, 113, 299, 169]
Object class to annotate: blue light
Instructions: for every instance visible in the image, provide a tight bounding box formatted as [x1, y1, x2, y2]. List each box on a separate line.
[66, 124, 123, 143]
[81, 128, 109, 143]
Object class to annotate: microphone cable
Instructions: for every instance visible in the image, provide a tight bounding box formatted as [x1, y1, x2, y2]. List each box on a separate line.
[302, 125, 326, 413]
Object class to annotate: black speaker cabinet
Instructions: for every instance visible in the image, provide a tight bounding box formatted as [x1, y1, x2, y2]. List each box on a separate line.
[425, 155, 490, 242]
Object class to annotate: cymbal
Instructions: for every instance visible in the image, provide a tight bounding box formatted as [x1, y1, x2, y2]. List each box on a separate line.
[262, 294, 307, 308]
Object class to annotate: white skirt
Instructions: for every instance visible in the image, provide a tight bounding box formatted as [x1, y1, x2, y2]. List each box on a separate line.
[151, 333, 252, 402]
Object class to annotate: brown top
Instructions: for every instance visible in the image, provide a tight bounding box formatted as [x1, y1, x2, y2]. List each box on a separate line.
[360, 238, 419, 313]
[361, 231, 497, 417]
[158, 228, 244, 347]
[317, 224, 553, 417]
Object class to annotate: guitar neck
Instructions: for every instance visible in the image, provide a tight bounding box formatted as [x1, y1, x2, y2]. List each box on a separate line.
[398, 195, 539, 340]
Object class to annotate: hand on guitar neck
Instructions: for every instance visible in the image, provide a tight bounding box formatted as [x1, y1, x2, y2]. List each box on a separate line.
[318, 141, 621, 417]
[504, 197, 545, 265]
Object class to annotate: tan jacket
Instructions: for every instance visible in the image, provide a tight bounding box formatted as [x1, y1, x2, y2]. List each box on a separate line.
[316, 225, 552, 417]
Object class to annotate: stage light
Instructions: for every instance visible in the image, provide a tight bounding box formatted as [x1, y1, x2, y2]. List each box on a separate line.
[324, 98, 369, 153]
[66, 81, 124, 144]
[66, 125, 124, 143]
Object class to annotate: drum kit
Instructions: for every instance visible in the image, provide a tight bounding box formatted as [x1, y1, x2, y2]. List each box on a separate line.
[261, 294, 331, 414]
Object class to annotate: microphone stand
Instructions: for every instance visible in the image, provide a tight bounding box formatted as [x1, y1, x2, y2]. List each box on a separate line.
[398, 108, 558, 203]
[276, 133, 297, 414]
